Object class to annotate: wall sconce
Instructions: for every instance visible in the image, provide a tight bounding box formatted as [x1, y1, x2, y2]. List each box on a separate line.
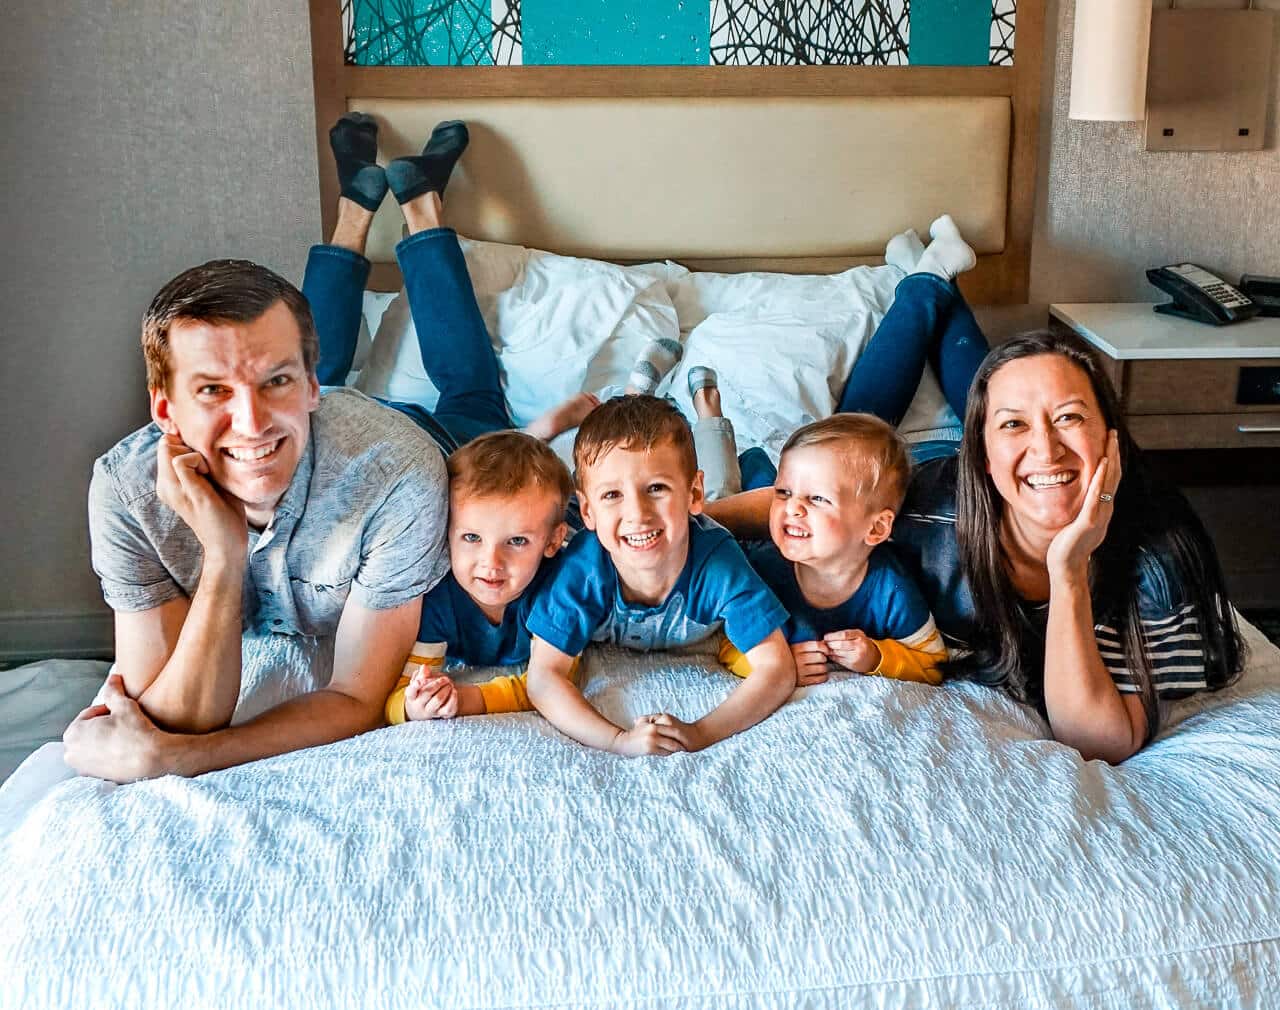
[1069, 0, 1152, 121]
[1069, 0, 1275, 151]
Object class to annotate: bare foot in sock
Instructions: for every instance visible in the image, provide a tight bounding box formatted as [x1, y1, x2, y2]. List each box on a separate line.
[525, 392, 601, 442]
[915, 215, 977, 281]
[329, 112, 387, 212]
[626, 338, 684, 395]
[386, 121, 470, 205]
[885, 228, 925, 274]
[688, 367, 722, 419]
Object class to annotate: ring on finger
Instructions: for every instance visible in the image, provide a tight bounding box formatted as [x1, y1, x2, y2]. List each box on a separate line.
[1098, 492, 1115, 503]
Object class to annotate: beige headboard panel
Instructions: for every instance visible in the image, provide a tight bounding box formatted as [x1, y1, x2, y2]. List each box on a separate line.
[355, 96, 1010, 270]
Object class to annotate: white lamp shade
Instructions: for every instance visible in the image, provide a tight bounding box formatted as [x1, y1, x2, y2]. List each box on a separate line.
[1069, 0, 1153, 121]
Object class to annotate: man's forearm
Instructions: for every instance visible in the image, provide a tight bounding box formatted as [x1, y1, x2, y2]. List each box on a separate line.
[156, 687, 381, 778]
[702, 487, 773, 539]
[136, 556, 245, 733]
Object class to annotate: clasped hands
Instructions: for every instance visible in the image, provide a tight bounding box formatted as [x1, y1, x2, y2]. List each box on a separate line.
[790, 629, 881, 685]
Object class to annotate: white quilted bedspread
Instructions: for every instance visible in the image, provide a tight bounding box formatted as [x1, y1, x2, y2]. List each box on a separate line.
[3, 622, 1280, 1010]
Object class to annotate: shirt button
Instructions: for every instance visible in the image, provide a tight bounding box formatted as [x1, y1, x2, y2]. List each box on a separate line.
[263, 590, 274, 596]
[273, 619, 283, 626]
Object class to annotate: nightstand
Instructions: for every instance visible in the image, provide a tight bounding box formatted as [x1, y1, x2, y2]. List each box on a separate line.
[1048, 303, 1280, 450]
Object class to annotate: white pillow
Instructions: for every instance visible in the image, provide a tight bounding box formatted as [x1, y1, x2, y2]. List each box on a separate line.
[356, 238, 681, 428]
[665, 265, 961, 463]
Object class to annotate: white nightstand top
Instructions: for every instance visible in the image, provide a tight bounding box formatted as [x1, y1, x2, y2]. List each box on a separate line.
[1050, 303, 1280, 360]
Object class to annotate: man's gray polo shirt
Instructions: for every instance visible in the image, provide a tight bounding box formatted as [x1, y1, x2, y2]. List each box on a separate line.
[88, 389, 450, 638]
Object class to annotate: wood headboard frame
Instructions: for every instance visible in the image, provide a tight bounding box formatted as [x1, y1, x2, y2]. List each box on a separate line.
[307, 1, 1044, 304]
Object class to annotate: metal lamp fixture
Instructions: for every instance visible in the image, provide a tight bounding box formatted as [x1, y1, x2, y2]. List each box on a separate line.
[1068, 0, 1153, 121]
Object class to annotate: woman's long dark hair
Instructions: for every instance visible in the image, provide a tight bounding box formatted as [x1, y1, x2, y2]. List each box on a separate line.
[951, 330, 1244, 740]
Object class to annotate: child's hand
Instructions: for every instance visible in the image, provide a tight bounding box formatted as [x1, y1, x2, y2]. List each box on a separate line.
[647, 713, 710, 752]
[790, 641, 831, 686]
[404, 670, 460, 720]
[823, 630, 881, 674]
[608, 715, 688, 757]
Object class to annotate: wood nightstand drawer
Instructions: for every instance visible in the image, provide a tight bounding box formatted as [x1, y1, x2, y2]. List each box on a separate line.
[1127, 411, 1280, 449]
[1123, 358, 1280, 414]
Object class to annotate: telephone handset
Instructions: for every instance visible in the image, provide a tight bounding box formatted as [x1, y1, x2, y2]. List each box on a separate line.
[1147, 263, 1260, 326]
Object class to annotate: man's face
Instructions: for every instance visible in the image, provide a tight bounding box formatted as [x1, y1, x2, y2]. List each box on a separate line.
[149, 301, 320, 523]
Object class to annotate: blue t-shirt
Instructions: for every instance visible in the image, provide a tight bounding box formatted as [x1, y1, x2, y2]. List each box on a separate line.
[744, 541, 936, 645]
[527, 514, 788, 657]
[418, 553, 563, 668]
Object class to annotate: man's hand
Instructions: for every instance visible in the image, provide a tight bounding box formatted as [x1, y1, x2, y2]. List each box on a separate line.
[403, 670, 460, 720]
[790, 641, 831, 685]
[156, 434, 248, 562]
[63, 674, 171, 783]
[608, 715, 688, 757]
[823, 629, 881, 674]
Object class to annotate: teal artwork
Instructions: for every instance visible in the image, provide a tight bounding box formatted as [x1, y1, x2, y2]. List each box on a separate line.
[524, 1, 707, 66]
[909, 0, 990, 65]
[342, 0, 1016, 68]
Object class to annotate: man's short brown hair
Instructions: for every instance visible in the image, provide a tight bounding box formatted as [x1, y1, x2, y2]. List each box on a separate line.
[572, 394, 697, 487]
[448, 430, 575, 520]
[141, 259, 317, 391]
[781, 413, 911, 511]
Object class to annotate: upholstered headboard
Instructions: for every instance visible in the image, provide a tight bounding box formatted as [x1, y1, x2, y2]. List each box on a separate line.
[308, 5, 1045, 303]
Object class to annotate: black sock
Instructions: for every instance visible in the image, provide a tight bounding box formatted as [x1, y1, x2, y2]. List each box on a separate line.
[329, 112, 387, 212]
[385, 120, 469, 205]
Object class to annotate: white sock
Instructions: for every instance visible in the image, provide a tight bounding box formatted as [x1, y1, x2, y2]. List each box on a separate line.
[915, 215, 977, 281]
[885, 228, 925, 274]
[627, 337, 684, 395]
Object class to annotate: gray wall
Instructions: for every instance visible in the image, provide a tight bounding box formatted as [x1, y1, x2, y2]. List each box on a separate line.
[0, 2, 321, 657]
[2, 0, 1277, 657]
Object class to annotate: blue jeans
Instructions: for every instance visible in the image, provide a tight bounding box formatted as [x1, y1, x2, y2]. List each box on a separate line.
[301, 228, 512, 450]
[736, 273, 986, 489]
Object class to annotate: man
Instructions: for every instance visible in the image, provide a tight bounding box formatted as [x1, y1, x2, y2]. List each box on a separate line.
[63, 259, 449, 782]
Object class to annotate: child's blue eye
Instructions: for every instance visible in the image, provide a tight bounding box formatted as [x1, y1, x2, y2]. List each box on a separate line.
[810, 495, 828, 505]
[461, 532, 481, 543]
[509, 536, 529, 547]
[647, 483, 668, 494]
[774, 488, 791, 499]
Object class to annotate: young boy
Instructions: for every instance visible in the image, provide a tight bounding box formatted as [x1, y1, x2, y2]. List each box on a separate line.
[384, 430, 577, 723]
[737, 414, 946, 687]
[524, 396, 797, 757]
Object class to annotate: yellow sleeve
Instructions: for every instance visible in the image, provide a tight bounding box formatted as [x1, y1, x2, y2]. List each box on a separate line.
[475, 656, 582, 715]
[717, 638, 754, 679]
[869, 620, 947, 685]
[384, 640, 448, 724]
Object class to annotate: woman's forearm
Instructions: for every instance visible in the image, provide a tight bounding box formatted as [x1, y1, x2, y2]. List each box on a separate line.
[1042, 573, 1145, 763]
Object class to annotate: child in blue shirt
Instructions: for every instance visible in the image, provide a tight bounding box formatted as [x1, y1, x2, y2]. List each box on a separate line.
[384, 430, 578, 722]
[734, 414, 945, 686]
[525, 396, 797, 757]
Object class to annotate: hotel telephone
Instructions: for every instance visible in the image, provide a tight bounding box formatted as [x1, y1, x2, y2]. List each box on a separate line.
[1147, 263, 1260, 326]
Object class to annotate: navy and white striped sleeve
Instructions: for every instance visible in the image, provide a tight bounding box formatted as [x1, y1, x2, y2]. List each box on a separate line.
[1093, 552, 1208, 699]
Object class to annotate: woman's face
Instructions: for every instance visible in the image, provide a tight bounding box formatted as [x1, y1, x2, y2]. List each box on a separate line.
[982, 353, 1109, 539]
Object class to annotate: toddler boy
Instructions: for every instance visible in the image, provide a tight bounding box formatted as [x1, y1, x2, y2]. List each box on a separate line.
[385, 430, 577, 723]
[525, 396, 797, 757]
[739, 414, 946, 686]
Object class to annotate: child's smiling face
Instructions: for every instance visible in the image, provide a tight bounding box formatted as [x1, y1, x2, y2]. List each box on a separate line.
[770, 444, 888, 567]
[449, 486, 567, 622]
[577, 437, 705, 598]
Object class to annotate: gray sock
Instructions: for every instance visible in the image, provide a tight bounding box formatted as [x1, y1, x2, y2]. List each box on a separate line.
[628, 338, 684, 394]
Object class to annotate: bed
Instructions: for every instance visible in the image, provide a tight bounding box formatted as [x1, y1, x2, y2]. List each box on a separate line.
[3, 621, 1280, 1008]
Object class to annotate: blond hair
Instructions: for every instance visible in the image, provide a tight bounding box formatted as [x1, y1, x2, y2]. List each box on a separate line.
[781, 413, 911, 511]
[572, 394, 696, 487]
[448, 430, 574, 518]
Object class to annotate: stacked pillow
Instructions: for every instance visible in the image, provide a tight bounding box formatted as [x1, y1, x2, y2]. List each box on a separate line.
[356, 237, 960, 462]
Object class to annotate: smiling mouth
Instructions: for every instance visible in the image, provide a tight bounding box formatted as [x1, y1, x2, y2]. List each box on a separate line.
[476, 576, 506, 589]
[782, 525, 811, 539]
[622, 530, 662, 550]
[221, 438, 283, 464]
[1022, 471, 1077, 491]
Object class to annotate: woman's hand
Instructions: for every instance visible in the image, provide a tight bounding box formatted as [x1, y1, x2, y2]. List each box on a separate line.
[1046, 429, 1122, 582]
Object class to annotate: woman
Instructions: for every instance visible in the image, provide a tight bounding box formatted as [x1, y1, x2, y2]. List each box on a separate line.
[708, 282, 1243, 762]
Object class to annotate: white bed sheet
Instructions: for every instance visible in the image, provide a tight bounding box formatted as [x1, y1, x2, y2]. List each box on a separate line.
[2, 621, 1278, 1010]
